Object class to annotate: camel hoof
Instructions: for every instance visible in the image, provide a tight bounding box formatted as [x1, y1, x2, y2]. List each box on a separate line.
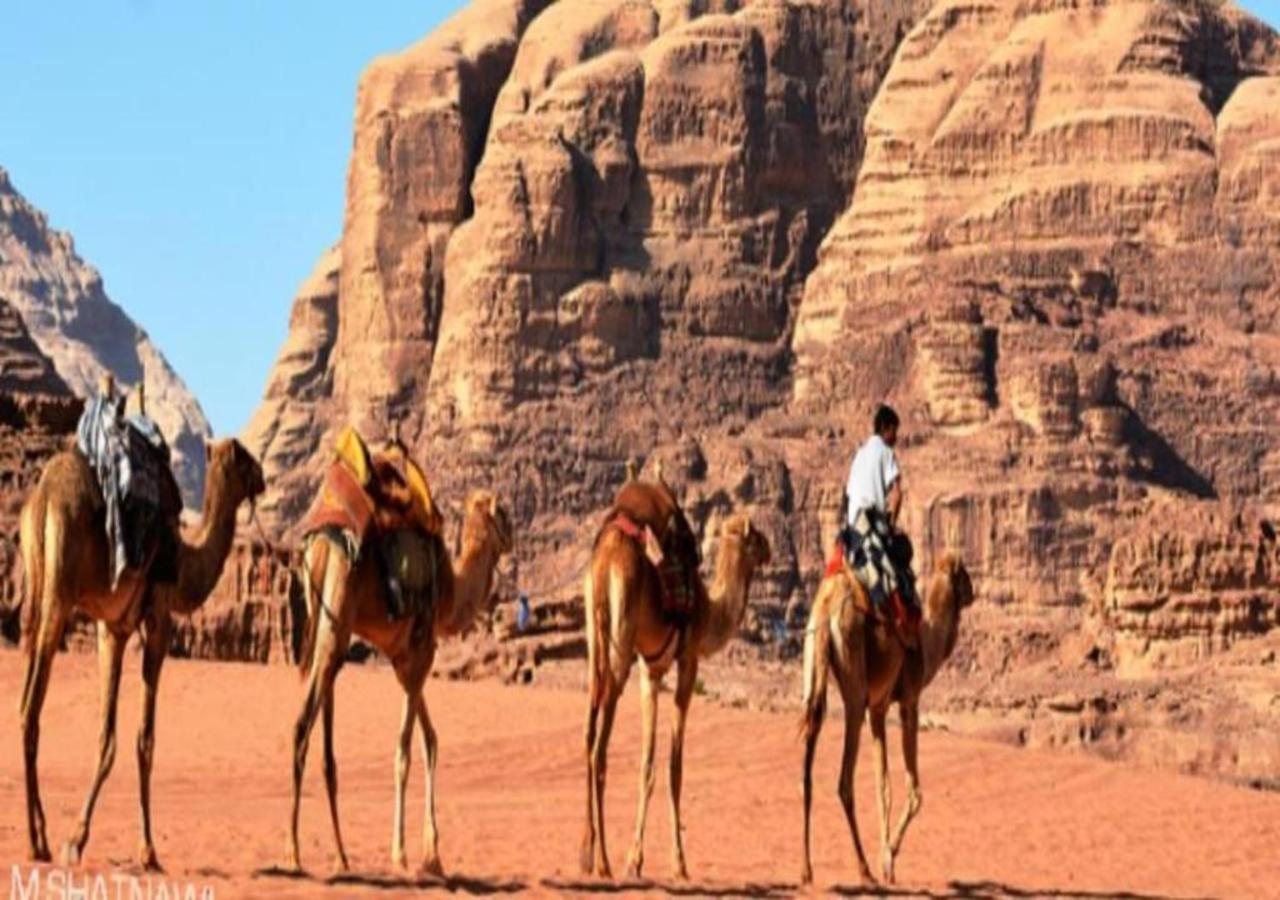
[800, 865, 813, 886]
[673, 863, 690, 882]
[417, 858, 444, 881]
[392, 850, 408, 872]
[858, 866, 878, 887]
[332, 854, 350, 876]
[62, 841, 82, 867]
[624, 850, 643, 880]
[138, 845, 162, 873]
[30, 845, 52, 864]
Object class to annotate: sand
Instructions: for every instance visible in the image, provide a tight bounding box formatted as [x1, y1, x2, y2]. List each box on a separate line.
[0, 648, 1276, 899]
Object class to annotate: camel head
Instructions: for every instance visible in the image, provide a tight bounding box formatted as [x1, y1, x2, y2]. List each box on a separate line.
[719, 512, 772, 572]
[937, 552, 975, 609]
[461, 490, 514, 557]
[204, 438, 266, 507]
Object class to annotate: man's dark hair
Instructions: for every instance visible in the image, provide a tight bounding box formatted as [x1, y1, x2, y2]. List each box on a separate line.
[873, 404, 900, 435]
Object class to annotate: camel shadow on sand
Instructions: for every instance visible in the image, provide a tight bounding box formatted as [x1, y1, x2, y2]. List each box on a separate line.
[252, 865, 526, 895]
[541, 877, 794, 897]
[827, 881, 1207, 900]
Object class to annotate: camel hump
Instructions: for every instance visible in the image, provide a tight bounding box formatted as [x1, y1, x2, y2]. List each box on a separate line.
[607, 480, 698, 561]
[326, 424, 442, 537]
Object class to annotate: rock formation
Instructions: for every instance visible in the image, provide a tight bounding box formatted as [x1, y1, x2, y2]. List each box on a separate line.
[0, 166, 211, 504]
[6, 0, 1276, 782]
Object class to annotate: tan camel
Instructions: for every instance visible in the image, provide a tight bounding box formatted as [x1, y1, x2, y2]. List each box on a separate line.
[287, 489, 513, 878]
[799, 552, 974, 885]
[580, 493, 772, 880]
[18, 437, 265, 868]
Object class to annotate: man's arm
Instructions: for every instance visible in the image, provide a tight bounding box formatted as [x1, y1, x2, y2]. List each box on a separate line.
[886, 479, 903, 528]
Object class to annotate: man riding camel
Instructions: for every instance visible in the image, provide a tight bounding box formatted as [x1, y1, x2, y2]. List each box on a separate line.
[841, 404, 920, 637]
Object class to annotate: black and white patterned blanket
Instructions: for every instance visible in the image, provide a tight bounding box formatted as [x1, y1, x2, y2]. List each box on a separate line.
[76, 391, 181, 588]
[840, 508, 918, 610]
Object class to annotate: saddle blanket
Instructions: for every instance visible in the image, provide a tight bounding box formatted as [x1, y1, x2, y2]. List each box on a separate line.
[301, 426, 443, 621]
[75, 391, 182, 588]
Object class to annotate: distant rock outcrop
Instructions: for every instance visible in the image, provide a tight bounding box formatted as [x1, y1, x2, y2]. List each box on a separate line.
[0, 166, 211, 505]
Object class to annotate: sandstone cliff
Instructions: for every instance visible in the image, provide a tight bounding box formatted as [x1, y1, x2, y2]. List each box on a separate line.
[0, 167, 211, 505]
[224, 0, 1280, 782]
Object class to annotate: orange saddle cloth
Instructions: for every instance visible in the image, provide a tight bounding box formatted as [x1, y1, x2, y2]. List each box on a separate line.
[302, 426, 442, 553]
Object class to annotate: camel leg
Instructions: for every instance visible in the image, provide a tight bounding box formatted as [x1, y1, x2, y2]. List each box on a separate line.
[391, 692, 414, 871]
[580, 689, 602, 875]
[668, 654, 697, 881]
[136, 613, 168, 871]
[287, 552, 349, 873]
[322, 688, 350, 873]
[20, 608, 65, 863]
[835, 647, 874, 884]
[64, 624, 126, 865]
[869, 708, 893, 882]
[414, 692, 443, 879]
[624, 667, 660, 879]
[800, 686, 823, 886]
[590, 681, 622, 878]
[885, 701, 922, 883]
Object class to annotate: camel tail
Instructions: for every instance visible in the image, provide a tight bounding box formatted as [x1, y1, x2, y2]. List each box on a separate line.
[799, 597, 831, 742]
[18, 500, 43, 719]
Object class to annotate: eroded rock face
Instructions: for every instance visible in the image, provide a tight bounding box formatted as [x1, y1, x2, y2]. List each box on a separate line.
[0, 295, 80, 639]
[0, 168, 212, 506]
[232, 0, 1280, 781]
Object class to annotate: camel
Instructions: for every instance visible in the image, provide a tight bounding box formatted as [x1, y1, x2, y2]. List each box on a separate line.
[18, 437, 265, 868]
[798, 547, 967, 885]
[799, 552, 974, 886]
[287, 489, 514, 878]
[580, 489, 772, 881]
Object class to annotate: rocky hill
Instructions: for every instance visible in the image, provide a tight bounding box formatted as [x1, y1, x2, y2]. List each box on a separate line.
[0, 167, 211, 504]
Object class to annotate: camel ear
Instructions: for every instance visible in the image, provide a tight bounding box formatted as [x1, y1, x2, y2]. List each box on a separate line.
[488, 493, 499, 518]
[739, 517, 752, 538]
[205, 442, 213, 464]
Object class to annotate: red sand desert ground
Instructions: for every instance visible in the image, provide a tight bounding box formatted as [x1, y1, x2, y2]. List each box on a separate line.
[1, 648, 1277, 899]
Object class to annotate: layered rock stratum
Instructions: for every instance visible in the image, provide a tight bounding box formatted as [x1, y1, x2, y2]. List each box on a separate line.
[0, 167, 211, 504]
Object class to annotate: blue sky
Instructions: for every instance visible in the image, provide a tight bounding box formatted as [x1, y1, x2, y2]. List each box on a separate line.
[0, 2, 464, 435]
[1, 1, 1277, 435]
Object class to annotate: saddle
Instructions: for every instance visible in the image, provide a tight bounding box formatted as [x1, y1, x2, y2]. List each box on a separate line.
[600, 480, 703, 628]
[302, 426, 444, 620]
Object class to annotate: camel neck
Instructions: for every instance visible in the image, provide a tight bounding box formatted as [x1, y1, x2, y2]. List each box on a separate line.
[699, 540, 751, 657]
[175, 473, 241, 609]
[443, 539, 496, 636]
[918, 578, 960, 688]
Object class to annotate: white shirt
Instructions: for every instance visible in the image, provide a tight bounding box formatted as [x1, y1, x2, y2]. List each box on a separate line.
[845, 434, 900, 524]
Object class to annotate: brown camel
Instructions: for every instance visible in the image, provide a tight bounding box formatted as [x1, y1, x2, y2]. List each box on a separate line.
[580, 491, 772, 880]
[799, 552, 974, 885]
[287, 489, 513, 878]
[18, 437, 265, 868]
